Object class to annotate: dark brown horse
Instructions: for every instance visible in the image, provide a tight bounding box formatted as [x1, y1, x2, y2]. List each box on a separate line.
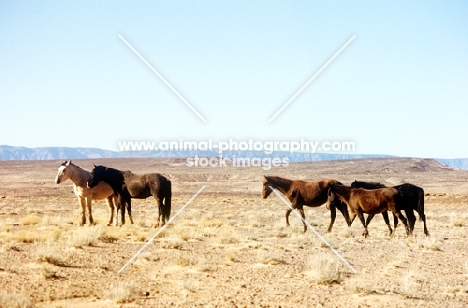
[262, 175, 350, 233]
[87, 165, 171, 227]
[352, 180, 428, 236]
[327, 185, 412, 238]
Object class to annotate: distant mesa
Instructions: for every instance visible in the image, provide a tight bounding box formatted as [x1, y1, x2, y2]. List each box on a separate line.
[0, 145, 465, 170]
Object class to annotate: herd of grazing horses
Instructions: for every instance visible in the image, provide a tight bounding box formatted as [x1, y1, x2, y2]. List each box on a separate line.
[55, 161, 429, 238]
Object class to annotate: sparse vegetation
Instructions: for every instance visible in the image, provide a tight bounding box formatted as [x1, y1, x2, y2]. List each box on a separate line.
[1, 158, 468, 307]
[31, 262, 60, 279]
[160, 238, 184, 249]
[36, 250, 66, 267]
[14, 230, 43, 243]
[201, 217, 224, 227]
[21, 215, 41, 225]
[417, 236, 442, 251]
[67, 225, 104, 247]
[175, 256, 195, 267]
[0, 293, 32, 308]
[257, 250, 286, 265]
[306, 254, 343, 284]
[105, 281, 140, 303]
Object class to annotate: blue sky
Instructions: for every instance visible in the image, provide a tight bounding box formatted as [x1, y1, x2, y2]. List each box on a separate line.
[1, 1, 467, 158]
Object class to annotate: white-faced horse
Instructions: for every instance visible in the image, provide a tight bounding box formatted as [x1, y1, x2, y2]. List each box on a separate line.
[55, 160, 122, 226]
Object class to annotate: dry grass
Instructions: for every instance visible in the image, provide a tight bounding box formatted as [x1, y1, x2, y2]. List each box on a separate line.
[201, 217, 224, 227]
[446, 212, 467, 227]
[417, 236, 442, 251]
[30, 262, 60, 279]
[35, 247, 66, 267]
[0, 293, 32, 308]
[306, 254, 343, 284]
[14, 230, 44, 243]
[105, 281, 141, 303]
[21, 215, 41, 225]
[160, 238, 184, 249]
[257, 250, 286, 265]
[67, 225, 104, 247]
[218, 227, 239, 244]
[182, 278, 200, 293]
[175, 256, 195, 267]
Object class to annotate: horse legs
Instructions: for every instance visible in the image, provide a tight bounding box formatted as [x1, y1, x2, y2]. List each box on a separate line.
[336, 203, 351, 227]
[119, 195, 126, 225]
[420, 213, 429, 236]
[78, 196, 87, 226]
[393, 211, 410, 236]
[365, 214, 375, 227]
[348, 210, 357, 226]
[380, 212, 393, 236]
[113, 195, 119, 225]
[126, 198, 134, 225]
[405, 209, 417, 236]
[298, 208, 307, 233]
[285, 208, 292, 227]
[86, 196, 94, 225]
[392, 213, 398, 232]
[154, 196, 164, 228]
[105, 196, 115, 226]
[356, 211, 368, 237]
[327, 203, 337, 233]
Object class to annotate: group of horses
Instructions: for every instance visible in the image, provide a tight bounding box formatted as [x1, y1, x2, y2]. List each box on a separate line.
[262, 175, 429, 237]
[55, 161, 171, 227]
[55, 161, 429, 238]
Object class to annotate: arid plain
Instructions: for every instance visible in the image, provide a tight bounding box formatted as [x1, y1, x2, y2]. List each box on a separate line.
[0, 157, 467, 308]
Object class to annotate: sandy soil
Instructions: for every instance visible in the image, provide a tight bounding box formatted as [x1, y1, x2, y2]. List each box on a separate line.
[0, 157, 467, 307]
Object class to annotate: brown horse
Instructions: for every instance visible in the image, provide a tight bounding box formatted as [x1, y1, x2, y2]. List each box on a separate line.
[327, 185, 411, 237]
[87, 165, 171, 227]
[351, 180, 428, 236]
[55, 161, 118, 226]
[350, 181, 399, 232]
[262, 175, 350, 233]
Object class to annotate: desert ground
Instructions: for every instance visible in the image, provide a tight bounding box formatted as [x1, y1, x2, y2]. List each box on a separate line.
[0, 157, 467, 308]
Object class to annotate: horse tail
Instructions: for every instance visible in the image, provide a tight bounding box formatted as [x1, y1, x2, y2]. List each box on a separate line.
[164, 179, 172, 220]
[417, 187, 424, 222]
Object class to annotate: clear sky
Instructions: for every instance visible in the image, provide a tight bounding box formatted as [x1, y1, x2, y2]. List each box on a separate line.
[1, 1, 467, 158]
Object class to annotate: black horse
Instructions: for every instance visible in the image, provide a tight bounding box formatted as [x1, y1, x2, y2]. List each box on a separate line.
[351, 180, 429, 236]
[87, 165, 172, 227]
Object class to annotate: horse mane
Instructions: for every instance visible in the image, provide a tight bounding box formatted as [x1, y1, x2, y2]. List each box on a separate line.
[352, 180, 386, 189]
[264, 175, 293, 186]
[61, 160, 89, 173]
[93, 165, 125, 185]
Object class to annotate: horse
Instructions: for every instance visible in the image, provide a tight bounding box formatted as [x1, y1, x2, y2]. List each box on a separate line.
[55, 160, 118, 226]
[87, 165, 171, 227]
[262, 175, 350, 233]
[351, 180, 429, 236]
[327, 185, 412, 238]
[350, 181, 399, 233]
